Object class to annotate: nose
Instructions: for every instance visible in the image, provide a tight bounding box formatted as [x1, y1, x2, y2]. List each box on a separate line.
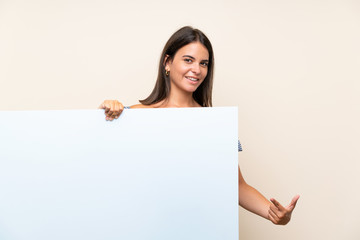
[191, 63, 201, 75]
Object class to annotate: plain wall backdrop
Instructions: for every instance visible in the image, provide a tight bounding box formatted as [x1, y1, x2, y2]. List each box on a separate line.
[1, 0, 359, 239]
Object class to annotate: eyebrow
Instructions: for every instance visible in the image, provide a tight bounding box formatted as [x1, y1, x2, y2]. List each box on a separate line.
[182, 55, 209, 62]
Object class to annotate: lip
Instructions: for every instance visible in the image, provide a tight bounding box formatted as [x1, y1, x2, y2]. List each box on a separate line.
[185, 76, 200, 84]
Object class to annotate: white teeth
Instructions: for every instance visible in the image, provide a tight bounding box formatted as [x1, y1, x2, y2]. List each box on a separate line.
[186, 77, 198, 81]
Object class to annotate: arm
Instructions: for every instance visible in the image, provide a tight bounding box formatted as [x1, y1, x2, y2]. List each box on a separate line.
[238, 166, 271, 219]
[238, 166, 300, 225]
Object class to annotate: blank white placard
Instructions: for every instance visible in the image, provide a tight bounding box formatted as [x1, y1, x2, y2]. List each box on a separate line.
[0, 107, 238, 240]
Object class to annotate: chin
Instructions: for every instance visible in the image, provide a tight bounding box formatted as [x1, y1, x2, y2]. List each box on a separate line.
[185, 86, 199, 93]
[185, 84, 202, 93]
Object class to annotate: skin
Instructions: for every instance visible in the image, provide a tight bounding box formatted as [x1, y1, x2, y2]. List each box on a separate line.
[99, 41, 300, 225]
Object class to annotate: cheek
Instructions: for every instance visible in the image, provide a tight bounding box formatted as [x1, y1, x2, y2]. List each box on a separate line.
[172, 63, 186, 75]
[178, 66, 192, 78]
[202, 69, 208, 78]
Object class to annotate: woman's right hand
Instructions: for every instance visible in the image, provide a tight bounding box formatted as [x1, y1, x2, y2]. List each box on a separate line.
[99, 100, 124, 121]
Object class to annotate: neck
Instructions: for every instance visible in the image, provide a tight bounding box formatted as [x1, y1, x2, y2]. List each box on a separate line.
[160, 88, 198, 108]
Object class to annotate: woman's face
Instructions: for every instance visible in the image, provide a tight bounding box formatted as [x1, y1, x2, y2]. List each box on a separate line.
[166, 41, 209, 94]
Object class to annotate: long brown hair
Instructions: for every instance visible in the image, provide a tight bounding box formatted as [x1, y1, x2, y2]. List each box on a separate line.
[139, 26, 214, 107]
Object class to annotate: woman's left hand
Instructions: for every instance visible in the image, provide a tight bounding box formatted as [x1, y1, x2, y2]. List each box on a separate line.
[268, 195, 300, 225]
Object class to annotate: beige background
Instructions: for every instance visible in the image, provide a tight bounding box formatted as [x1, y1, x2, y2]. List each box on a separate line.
[1, 0, 359, 239]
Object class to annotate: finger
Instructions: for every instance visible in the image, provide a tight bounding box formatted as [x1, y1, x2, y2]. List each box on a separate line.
[110, 101, 120, 118]
[103, 101, 111, 114]
[107, 109, 113, 117]
[270, 204, 285, 219]
[105, 101, 116, 117]
[114, 101, 121, 116]
[268, 213, 278, 224]
[109, 101, 114, 111]
[119, 102, 124, 111]
[117, 102, 124, 116]
[268, 209, 280, 223]
[269, 203, 279, 213]
[110, 111, 119, 119]
[287, 195, 300, 210]
[100, 100, 111, 112]
[101, 101, 111, 120]
[113, 109, 123, 119]
[270, 198, 285, 211]
[112, 102, 124, 118]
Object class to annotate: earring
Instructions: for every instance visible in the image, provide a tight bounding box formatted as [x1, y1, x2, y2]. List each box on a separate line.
[165, 69, 170, 76]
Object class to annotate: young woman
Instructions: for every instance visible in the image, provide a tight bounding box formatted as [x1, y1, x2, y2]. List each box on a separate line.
[100, 26, 299, 225]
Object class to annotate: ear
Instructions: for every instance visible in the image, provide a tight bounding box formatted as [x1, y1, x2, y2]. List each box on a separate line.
[163, 54, 171, 71]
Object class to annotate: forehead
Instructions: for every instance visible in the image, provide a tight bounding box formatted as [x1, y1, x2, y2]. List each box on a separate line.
[175, 42, 209, 60]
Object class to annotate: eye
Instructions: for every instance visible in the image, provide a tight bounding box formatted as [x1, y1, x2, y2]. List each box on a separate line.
[200, 62, 209, 67]
[184, 58, 192, 63]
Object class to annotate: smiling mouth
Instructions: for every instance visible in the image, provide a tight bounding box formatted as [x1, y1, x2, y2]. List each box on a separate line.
[185, 76, 199, 82]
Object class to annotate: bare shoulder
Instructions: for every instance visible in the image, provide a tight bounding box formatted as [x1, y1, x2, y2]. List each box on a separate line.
[130, 100, 165, 109]
[130, 104, 153, 109]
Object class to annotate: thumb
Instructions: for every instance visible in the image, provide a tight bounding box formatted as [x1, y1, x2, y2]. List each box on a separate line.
[98, 102, 105, 109]
[287, 195, 300, 211]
